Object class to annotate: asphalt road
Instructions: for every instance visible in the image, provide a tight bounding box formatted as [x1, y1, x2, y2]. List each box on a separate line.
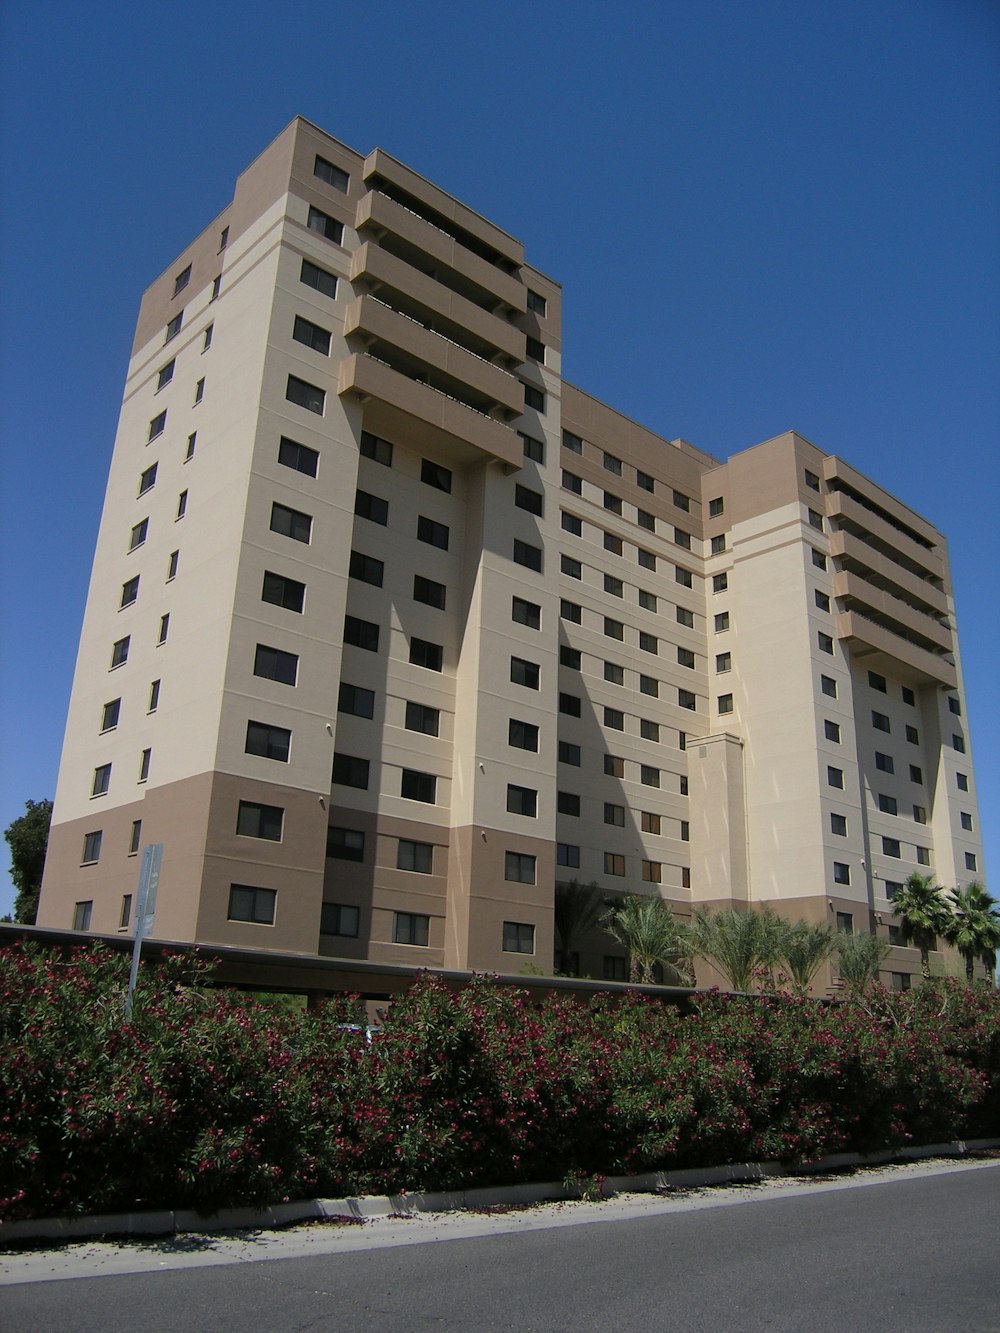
[3, 1160, 999, 1331]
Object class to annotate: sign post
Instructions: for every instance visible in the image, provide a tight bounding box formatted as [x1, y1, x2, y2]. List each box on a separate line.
[124, 843, 163, 1020]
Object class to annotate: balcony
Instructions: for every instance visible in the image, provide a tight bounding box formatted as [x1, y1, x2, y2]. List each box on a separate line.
[356, 191, 526, 315]
[362, 148, 524, 270]
[829, 530, 949, 619]
[350, 243, 525, 363]
[826, 490, 945, 586]
[833, 571, 953, 654]
[338, 353, 522, 470]
[836, 611, 957, 689]
[344, 296, 523, 418]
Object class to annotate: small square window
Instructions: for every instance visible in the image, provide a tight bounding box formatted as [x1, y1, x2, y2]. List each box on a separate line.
[960, 811, 973, 831]
[300, 258, 338, 299]
[410, 637, 444, 671]
[882, 836, 901, 858]
[401, 770, 437, 803]
[524, 384, 545, 411]
[393, 911, 430, 946]
[603, 452, 622, 476]
[562, 512, 582, 536]
[956, 772, 968, 791]
[640, 674, 658, 697]
[418, 515, 449, 550]
[718, 694, 734, 715]
[604, 574, 624, 598]
[398, 840, 434, 874]
[805, 470, 820, 491]
[505, 851, 536, 884]
[293, 314, 332, 355]
[562, 646, 583, 669]
[286, 374, 326, 415]
[604, 803, 625, 827]
[237, 801, 284, 842]
[101, 698, 121, 732]
[512, 657, 540, 689]
[833, 862, 851, 886]
[349, 550, 383, 586]
[815, 591, 831, 612]
[642, 860, 662, 884]
[825, 719, 841, 742]
[246, 721, 292, 763]
[878, 794, 898, 815]
[562, 430, 583, 453]
[828, 766, 844, 789]
[509, 718, 539, 752]
[875, 752, 894, 774]
[711, 534, 726, 555]
[525, 337, 545, 364]
[808, 509, 824, 531]
[965, 852, 978, 872]
[326, 828, 365, 862]
[561, 599, 582, 624]
[405, 701, 440, 735]
[361, 431, 393, 466]
[82, 830, 102, 864]
[120, 575, 140, 609]
[129, 518, 148, 552]
[811, 548, 827, 570]
[521, 433, 544, 463]
[636, 469, 654, 493]
[672, 489, 690, 512]
[413, 575, 447, 610]
[915, 846, 931, 866]
[836, 912, 853, 935]
[821, 674, 837, 698]
[952, 734, 966, 753]
[641, 811, 661, 835]
[557, 791, 580, 816]
[512, 596, 541, 629]
[526, 290, 547, 315]
[947, 695, 961, 716]
[558, 741, 581, 766]
[831, 813, 848, 836]
[868, 671, 887, 692]
[674, 528, 692, 549]
[165, 312, 182, 343]
[910, 765, 924, 784]
[715, 612, 730, 632]
[604, 706, 625, 731]
[604, 853, 626, 877]
[514, 539, 543, 572]
[604, 617, 624, 641]
[314, 155, 350, 191]
[604, 492, 623, 515]
[641, 719, 660, 742]
[321, 903, 360, 937]
[678, 689, 696, 711]
[709, 497, 725, 517]
[638, 589, 657, 611]
[559, 692, 581, 717]
[515, 483, 544, 516]
[355, 490, 389, 526]
[712, 573, 728, 593]
[637, 509, 656, 533]
[344, 615, 379, 652]
[677, 646, 695, 668]
[73, 901, 93, 931]
[905, 725, 919, 744]
[557, 843, 580, 868]
[338, 681, 375, 717]
[675, 567, 693, 589]
[110, 637, 130, 669]
[818, 632, 834, 655]
[604, 532, 623, 555]
[173, 264, 192, 296]
[156, 360, 175, 392]
[640, 764, 660, 788]
[902, 686, 916, 706]
[637, 548, 656, 571]
[639, 632, 658, 655]
[912, 804, 927, 824]
[604, 754, 625, 777]
[307, 205, 344, 244]
[716, 652, 732, 673]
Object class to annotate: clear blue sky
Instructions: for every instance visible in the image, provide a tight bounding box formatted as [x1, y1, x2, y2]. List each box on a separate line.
[1, 0, 997, 915]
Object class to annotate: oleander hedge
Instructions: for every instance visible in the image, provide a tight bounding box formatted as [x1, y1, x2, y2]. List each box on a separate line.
[1, 942, 997, 1221]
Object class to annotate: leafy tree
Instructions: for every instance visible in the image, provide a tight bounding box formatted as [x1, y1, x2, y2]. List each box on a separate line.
[943, 882, 1000, 985]
[891, 873, 951, 980]
[601, 894, 693, 985]
[836, 930, 891, 994]
[780, 920, 837, 992]
[3, 799, 52, 925]
[689, 908, 788, 992]
[553, 879, 604, 974]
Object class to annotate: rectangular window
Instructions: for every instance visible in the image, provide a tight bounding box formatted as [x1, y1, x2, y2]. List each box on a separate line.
[641, 719, 660, 742]
[360, 431, 393, 466]
[805, 469, 821, 491]
[286, 374, 325, 415]
[911, 765, 924, 784]
[912, 804, 927, 824]
[966, 852, 978, 872]
[674, 528, 692, 550]
[833, 863, 851, 886]
[524, 384, 545, 411]
[875, 752, 894, 774]
[338, 682, 375, 718]
[417, 515, 449, 549]
[502, 921, 536, 955]
[561, 555, 582, 580]
[708, 497, 725, 517]
[956, 772, 968, 791]
[173, 264, 191, 297]
[509, 718, 540, 751]
[92, 763, 112, 796]
[638, 590, 657, 613]
[120, 894, 133, 927]
[677, 646, 695, 668]
[602, 451, 622, 476]
[157, 613, 170, 645]
[559, 692, 581, 717]
[882, 836, 901, 858]
[129, 519, 148, 552]
[711, 534, 726, 555]
[228, 884, 276, 925]
[176, 490, 188, 520]
[678, 689, 696, 711]
[167, 550, 179, 581]
[307, 205, 344, 243]
[279, 436, 319, 477]
[271, 502, 312, 543]
[410, 637, 443, 671]
[193, 378, 205, 405]
[398, 840, 434, 873]
[349, 550, 383, 586]
[604, 492, 623, 515]
[872, 711, 891, 733]
[637, 509, 656, 532]
[562, 512, 583, 537]
[138, 748, 151, 782]
[714, 612, 731, 635]
[557, 791, 580, 816]
[413, 574, 446, 610]
[321, 903, 360, 937]
[343, 616, 379, 652]
[637, 469, 655, 493]
[902, 686, 916, 706]
[604, 802, 625, 827]
[604, 853, 626, 877]
[558, 741, 581, 766]
[332, 753, 370, 789]
[211, 274, 222, 301]
[512, 596, 541, 629]
[101, 698, 121, 732]
[604, 618, 624, 641]
[237, 802, 284, 841]
[245, 721, 291, 762]
[718, 694, 734, 715]
[120, 576, 140, 609]
[560, 599, 582, 625]
[515, 483, 544, 516]
[557, 843, 580, 868]
[605, 533, 624, 555]
[185, 432, 196, 460]
[505, 852, 536, 884]
[165, 312, 182, 343]
[716, 652, 732, 673]
[890, 973, 912, 993]
[878, 794, 898, 815]
[148, 410, 167, 443]
[905, 725, 919, 744]
[526, 289, 547, 315]
[818, 632, 834, 654]
[603, 955, 627, 982]
[868, 671, 887, 692]
[808, 509, 824, 531]
[642, 860, 662, 884]
[960, 812, 974, 831]
[156, 361, 175, 395]
[521, 433, 544, 463]
[604, 574, 624, 598]
[563, 430, 583, 454]
[262, 570, 306, 612]
[825, 720, 841, 742]
[640, 674, 658, 697]
[401, 769, 437, 803]
[948, 695, 961, 716]
[815, 591, 831, 612]
[512, 657, 540, 689]
[640, 764, 660, 788]
[255, 643, 298, 686]
[326, 828, 365, 862]
[405, 701, 440, 736]
[300, 258, 338, 298]
[953, 734, 966, 753]
[828, 766, 844, 789]
[836, 911, 854, 934]
[73, 901, 93, 931]
[915, 846, 931, 866]
[811, 548, 827, 570]
[420, 458, 453, 493]
[82, 830, 102, 864]
[514, 539, 542, 572]
[604, 707, 624, 731]
[712, 573, 728, 593]
[148, 679, 160, 712]
[641, 811, 661, 835]
[314, 155, 350, 191]
[604, 754, 625, 778]
[507, 784, 537, 817]
[821, 675, 837, 698]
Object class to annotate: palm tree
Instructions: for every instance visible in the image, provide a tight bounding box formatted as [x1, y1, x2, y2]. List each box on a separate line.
[943, 882, 1000, 985]
[891, 873, 951, 980]
[553, 879, 604, 974]
[601, 894, 693, 985]
[780, 920, 837, 992]
[689, 908, 788, 993]
[836, 930, 891, 994]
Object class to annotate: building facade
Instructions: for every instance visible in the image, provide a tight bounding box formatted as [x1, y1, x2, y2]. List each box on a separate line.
[38, 118, 986, 989]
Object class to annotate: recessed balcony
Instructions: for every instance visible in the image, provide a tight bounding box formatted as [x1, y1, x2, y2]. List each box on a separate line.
[338, 353, 522, 470]
[836, 611, 957, 689]
[833, 571, 953, 654]
[826, 491, 945, 585]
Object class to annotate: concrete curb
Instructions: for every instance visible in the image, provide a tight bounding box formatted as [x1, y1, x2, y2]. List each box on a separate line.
[2, 1137, 997, 1245]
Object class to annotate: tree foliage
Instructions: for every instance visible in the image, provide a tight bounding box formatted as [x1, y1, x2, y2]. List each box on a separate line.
[836, 930, 891, 994]
[601, 894, 693, 985]
[780, 920, 838, 991]
[891, 873, 952, 979]
[689, 908, 789, 992]
[553, 879, 604, 974]
[943, 882, 1000, 985]
[3, 799, 52, 925]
